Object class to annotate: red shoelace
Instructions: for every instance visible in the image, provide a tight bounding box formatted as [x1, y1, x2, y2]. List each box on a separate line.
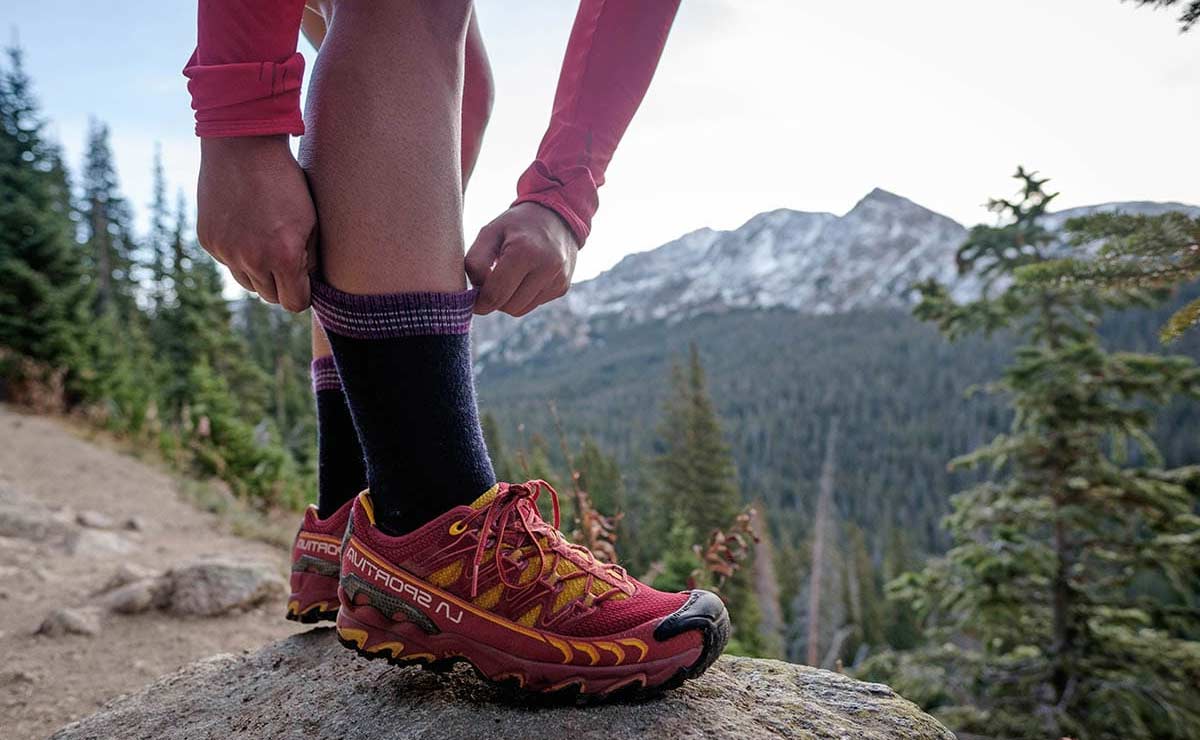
[463, 480, 632, 608]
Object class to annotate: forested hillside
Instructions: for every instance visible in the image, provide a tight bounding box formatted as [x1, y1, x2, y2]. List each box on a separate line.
[477, 289, 1200, 561]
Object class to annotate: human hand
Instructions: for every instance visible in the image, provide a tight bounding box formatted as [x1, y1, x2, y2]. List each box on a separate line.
[465, 202, 579, 316]
[196, 135, 317, 312]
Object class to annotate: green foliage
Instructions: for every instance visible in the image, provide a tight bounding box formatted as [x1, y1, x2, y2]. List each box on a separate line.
[0, 46, 314, 512]
[890, 169, 1200, 739]
[0, 46, 87, 377]
[1021, 210, 1200, 342]
[648, 343, 767, 654]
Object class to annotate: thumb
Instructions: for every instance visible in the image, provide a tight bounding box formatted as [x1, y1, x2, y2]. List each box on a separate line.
[465, 223, 504, 288]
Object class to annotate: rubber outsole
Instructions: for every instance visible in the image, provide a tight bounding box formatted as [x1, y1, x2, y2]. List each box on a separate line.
[335, 598, 731, 704]
[285, 601, 339, 624]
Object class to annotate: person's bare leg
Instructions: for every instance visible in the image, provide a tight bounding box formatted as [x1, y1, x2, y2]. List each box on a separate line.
[301, 4, 493, 522]
[302, 0, 471, 294]
[302, 0, 496, 535]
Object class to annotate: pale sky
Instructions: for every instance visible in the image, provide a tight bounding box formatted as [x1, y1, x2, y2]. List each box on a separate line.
[9, 0, 1200, 285]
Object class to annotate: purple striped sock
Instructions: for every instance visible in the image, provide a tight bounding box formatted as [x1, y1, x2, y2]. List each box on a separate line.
[311, 280, 475, 339]
[310, 278, 495, 535]
[311, 355, 342, 393]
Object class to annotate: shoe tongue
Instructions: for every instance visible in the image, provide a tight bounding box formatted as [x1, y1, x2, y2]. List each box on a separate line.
[469, 483, 503, 510]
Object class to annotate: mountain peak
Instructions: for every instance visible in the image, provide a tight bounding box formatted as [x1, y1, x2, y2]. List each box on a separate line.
[476, 194, 1199, 365]
[848, 187, 917, 214]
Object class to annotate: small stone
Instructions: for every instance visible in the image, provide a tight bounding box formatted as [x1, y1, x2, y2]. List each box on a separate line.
[75, 510, 115, 529]
[65, 529, 136, 557]
[123, 515, 148, 532]
[99, 563, 160, 592]
[99, 578, 169, 615]
[36, 606, 102, 637]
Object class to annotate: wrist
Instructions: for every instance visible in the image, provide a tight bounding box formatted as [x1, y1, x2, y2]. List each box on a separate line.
[201, 135, 292, 165]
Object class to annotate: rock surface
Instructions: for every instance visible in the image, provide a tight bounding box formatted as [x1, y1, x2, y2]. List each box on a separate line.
[52, 629, 954, 740]
[163, 559, 286, 617]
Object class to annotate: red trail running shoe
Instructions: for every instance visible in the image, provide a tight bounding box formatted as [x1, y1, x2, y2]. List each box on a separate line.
[335, 480, 730, 697]
[286, 497, 353, 623]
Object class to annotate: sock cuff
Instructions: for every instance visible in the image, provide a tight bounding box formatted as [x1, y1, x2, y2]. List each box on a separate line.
[311, 356, 342, 393]
[311, 280, 476, 339]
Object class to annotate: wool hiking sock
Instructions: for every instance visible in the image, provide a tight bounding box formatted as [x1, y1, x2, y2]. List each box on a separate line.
[311, 280, 497, 535]
[311, 356, 368, 519]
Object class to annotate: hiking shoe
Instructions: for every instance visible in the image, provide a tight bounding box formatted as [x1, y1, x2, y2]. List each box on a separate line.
[286, 498, 354, 623]
[334, 480, 730, 696]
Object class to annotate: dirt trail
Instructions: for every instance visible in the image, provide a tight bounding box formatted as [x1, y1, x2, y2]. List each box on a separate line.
[0, 406, 307, 740]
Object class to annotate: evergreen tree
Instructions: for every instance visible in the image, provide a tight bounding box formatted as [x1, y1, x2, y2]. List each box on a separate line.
[650, 343, 763, 652]
[0, 45, 86, 373]
[652, 343, 741, 537]
[80, 118, 138, 317]
[576, 436, 625, 516]
[145, 144, 171, 311]
[1023, 211, 1200, 342]
[891, 169, 1200, 739]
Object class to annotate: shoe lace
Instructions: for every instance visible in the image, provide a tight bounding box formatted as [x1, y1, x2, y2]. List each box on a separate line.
[464, 480, 632, 608]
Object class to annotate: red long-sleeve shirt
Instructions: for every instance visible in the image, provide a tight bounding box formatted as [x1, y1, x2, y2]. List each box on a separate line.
[184, 1, 679, 245]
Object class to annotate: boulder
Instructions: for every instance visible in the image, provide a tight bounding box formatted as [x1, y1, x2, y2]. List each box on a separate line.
[163, 559, 286, 616]
[51, 629, 954, 739]
[36, 607, 103, 637]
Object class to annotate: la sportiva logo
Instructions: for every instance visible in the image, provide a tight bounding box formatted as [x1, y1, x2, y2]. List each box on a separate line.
[346, 544, 464, 625]
[295, 536, 341, 558]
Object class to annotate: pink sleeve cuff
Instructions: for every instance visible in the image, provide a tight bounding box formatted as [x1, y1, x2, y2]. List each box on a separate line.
[512, 160, 597, 246]
[184, 50, 306, 137]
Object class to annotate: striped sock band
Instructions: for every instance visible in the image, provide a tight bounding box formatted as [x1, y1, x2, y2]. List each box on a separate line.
[311, 355, 342, 393]
[311, 280, 475, 339]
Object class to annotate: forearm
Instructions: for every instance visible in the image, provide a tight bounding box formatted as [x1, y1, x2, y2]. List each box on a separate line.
[515, 0, 680, 244]
[183, 0, 308, 138]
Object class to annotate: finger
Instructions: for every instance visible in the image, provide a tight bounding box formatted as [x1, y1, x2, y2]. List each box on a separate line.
[229, 269, 255, 293]
[249, 272, 280, 304]
[475, 253, 526, 315]
[500, 272, 548, 318]
[465, 224, 502, 288]
[516, 283, 563, 317]
[274, 270, 311, 313]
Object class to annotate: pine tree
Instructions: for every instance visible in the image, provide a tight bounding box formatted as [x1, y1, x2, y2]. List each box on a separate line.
[651, 343, 763, 652]
[0, 45, 86, 373]
[576, 436, 625, 517]
[1022, 211, 1200, 342]
[652, 343, 741, 537]
[891, 169, 1200, 739]
[80, 118, 138, 317]
[145, 144, 172, 311]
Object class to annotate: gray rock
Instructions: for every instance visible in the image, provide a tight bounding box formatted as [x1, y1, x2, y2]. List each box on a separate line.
[65, 529, 136, 556]
[98, 578, 170, 614]
[75, 510, 115, 529]
[98, 563, 160, 592]
[50, 630, 954, 739]
[36, 607, 102, 637]
[0, 501, 71, 543]
[123, 515, 149, 532]
[163, 559, 286, 617]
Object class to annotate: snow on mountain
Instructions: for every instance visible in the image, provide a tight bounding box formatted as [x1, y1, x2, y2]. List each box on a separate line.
[473, 191, 1199, 367]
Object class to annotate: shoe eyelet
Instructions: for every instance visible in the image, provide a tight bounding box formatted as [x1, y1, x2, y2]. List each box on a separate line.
[448, 520, 468, 536]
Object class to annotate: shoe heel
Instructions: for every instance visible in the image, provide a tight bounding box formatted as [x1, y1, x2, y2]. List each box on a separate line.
[335, 604, 440, 665]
